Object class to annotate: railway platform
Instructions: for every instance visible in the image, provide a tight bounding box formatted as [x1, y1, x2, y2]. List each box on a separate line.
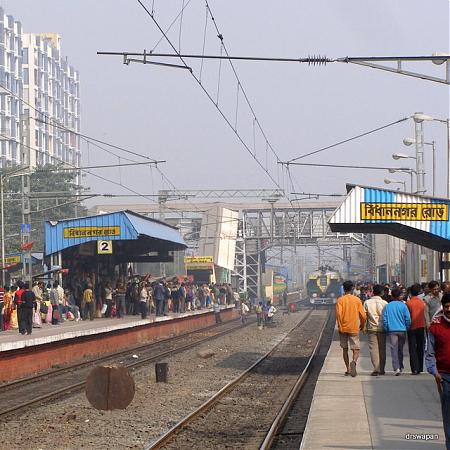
[301, 329, 446, 449]
[0, 305, 237, 382]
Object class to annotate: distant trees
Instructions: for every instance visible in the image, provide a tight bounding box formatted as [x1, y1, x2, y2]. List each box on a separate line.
[1, 165, 87, 253]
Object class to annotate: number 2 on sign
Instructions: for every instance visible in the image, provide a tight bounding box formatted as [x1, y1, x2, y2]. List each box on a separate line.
[97, 240, 113, 254]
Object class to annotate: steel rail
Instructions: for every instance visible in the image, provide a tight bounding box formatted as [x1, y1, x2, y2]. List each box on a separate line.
[0, 315, 253, 419]
[146, 309, 315, 450]
[0, 314, 241, 393]
[259, 311, 331, 449]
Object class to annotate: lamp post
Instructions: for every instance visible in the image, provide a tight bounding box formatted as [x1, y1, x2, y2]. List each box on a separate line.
[403, 137, 436, 196]
[388, 168, 415, 193]
[392, 153, 418, 193]
[412, 113, 450, 198]
[384, 178, 407, 192]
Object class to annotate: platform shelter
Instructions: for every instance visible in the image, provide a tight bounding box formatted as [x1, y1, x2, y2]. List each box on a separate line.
[44, 210, 187, 286]
[329, 184, 450, 278]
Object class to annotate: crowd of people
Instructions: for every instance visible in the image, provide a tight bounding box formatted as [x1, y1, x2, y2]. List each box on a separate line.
[0, 277, 240, 335]
[336, 279, 450, 449]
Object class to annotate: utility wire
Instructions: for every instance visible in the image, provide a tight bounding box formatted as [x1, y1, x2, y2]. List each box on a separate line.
[284, 162, 412, 170]
[135, 0, 283, 191]
[204, 1, 283, 163]
[286, 117, 409, 163]
[0, 82, 161, 164]
[97, 52, 450, 64]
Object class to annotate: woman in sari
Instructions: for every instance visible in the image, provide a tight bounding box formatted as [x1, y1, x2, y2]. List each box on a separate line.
[2, 287, 12, 330]
[9, 286, 18, 329]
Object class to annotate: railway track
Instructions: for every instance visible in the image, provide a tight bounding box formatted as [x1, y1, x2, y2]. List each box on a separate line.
[261, 310, 335, 450]
[146, 308, 331, 450]
[0, 315, 255, 419]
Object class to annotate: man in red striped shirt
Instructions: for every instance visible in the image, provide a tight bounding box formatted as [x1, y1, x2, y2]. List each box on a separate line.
[406, 284, 426, 375]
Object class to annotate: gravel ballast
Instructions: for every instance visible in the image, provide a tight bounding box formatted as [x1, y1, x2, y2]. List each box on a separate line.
[1, 310, 310, 450]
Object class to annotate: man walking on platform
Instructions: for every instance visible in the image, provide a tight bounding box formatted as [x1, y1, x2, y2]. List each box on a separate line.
[336, 280, 366, 377]
[424, 281, 442, 327]
[14, 281, 25, 333]
[363, 284, 388, 376]
[20, 283, 36, 335]
[425, 293, 450, 450]
[382, 288, 411, 375]
[153, 280, 165, 317]
[406, 284, 426, 375]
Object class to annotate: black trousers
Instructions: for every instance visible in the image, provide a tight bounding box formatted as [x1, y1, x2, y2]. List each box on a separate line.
[155, 299, 164, 316]
[407, 327, 425, 373]
[140, 302, 148, 319]
[19, 307, 33, 334]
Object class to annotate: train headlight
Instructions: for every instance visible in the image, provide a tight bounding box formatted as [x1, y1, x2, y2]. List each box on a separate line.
[310, 298, 315, 304]
[333, 298, 337, 304]
[330, 293, 335, 298]
[312, 293, 317, 298]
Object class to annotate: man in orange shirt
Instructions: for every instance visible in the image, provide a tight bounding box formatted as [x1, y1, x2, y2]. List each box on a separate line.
[336, 280, 367, 377]
[406, 283, 426, 375]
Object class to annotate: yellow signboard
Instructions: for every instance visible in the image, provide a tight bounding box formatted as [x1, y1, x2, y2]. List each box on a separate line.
[63, 226, 121, 239]
[186, 265, 214, 271]
[97, 240, 113, 255]
[1, 255, 21, 265]
[361, 203, 449, 221]
[184, 256, 214, 264]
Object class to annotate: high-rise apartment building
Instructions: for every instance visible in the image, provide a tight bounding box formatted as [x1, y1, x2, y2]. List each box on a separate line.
[22, 33, 80, 168]
[0, 8, 23, 166]
[0, 7, 80, 169]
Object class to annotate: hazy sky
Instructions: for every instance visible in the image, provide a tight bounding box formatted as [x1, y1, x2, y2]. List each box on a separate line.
[3, 1, 449, 207]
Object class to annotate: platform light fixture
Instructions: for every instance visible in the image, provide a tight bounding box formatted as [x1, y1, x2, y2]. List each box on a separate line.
[392, 153, 416, 160]
[384, 178, 407, 192]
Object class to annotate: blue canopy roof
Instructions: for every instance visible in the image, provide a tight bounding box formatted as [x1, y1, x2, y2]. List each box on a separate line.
[45, 210, 186, 256]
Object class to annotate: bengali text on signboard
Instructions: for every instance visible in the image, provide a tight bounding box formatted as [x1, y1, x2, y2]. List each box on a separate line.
[360, 203, 449, 221]
[63, 226, 121, 239]
[184, 256, 214, 264]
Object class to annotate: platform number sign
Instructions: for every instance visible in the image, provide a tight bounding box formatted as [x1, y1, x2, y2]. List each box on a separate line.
[97, 240, 113, 255]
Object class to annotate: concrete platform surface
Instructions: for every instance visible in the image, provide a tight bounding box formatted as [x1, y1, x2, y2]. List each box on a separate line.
[301, 329, 446, 449]
[0, 305, 234, 352]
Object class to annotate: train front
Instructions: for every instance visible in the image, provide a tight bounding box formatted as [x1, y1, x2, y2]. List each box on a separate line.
[306, 268, 342, 307]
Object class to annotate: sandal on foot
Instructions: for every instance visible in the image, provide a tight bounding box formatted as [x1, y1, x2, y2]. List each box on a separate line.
[350, 361, 357, 377]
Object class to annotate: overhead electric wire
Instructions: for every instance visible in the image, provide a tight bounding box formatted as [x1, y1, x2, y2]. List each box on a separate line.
[0, 134, 187, 218]
[204, 0, 283, 164]
[284, 162, 412, 170]
[38, 161, 164, 171]
[97, 52, 450, 64]
[0, 81, 162, 164]
[291, 192, 345, 197]
[286, 117, 409, 163]
[0, 84, 196, 219]
[135, 0, 283, 191]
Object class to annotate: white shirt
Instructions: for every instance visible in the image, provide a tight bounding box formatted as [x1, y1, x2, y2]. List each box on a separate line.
[363, 295, 388, 332]
[140, 288, 148, 301]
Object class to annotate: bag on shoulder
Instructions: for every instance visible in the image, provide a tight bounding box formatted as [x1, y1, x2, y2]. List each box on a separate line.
[40, 303, 49, 314]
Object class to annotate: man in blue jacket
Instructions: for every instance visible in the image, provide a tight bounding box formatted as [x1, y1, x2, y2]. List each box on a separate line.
[382, 287, 411, 376]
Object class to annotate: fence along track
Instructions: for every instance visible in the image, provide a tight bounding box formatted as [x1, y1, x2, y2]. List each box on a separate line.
[146, 308, 326, 450]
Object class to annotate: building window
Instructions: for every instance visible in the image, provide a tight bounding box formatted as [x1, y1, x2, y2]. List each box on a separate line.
[22, 47, 28, 64]
[23, 68, 29, 84]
